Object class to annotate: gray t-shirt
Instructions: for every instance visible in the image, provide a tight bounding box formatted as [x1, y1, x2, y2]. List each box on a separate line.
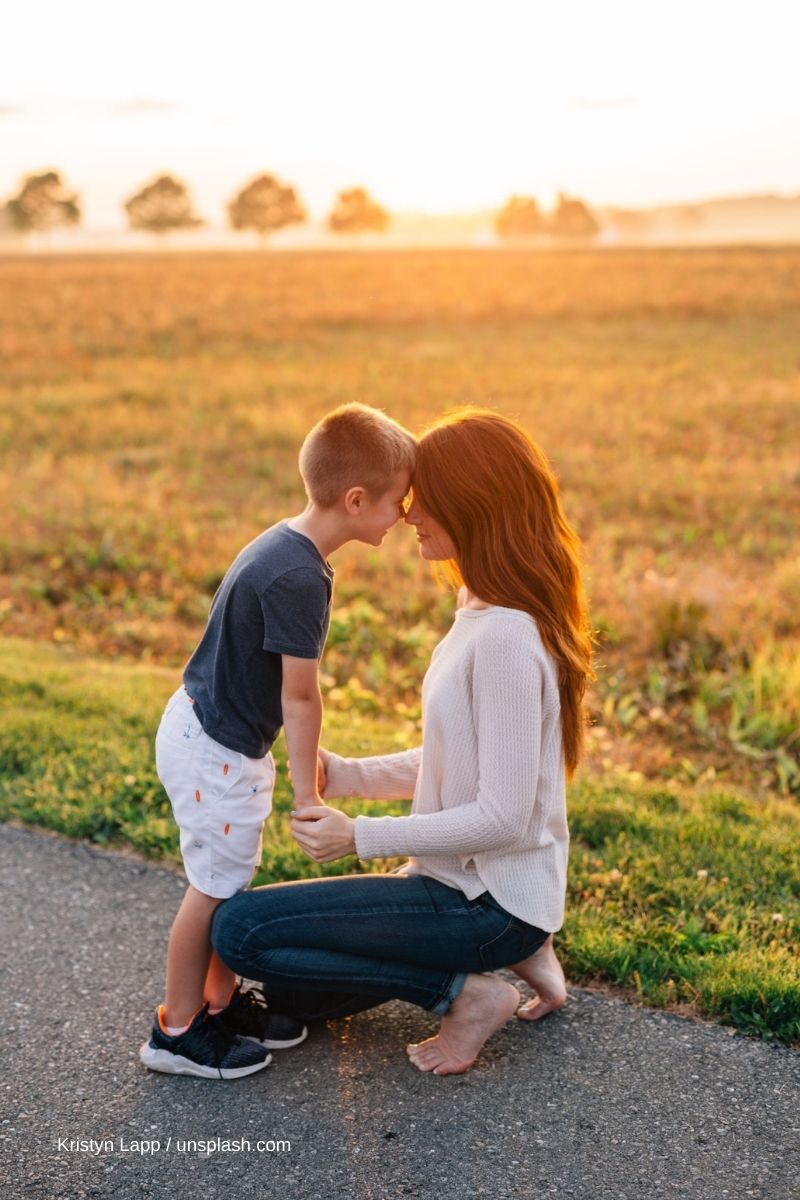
[183, 521, 334, 758]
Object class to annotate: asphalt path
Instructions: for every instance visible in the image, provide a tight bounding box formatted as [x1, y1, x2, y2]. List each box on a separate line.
[2, 823, 798, 1200]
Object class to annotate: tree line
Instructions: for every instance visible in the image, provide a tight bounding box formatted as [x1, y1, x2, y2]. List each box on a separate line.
[1, 170, 598, 239]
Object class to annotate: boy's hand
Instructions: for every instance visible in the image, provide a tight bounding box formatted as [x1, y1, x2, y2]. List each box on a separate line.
[290, 806, 356, 862]
[281, 654, 324, 807]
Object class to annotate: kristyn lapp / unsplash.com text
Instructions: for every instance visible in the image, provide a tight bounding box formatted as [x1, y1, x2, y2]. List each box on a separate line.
[55, 1136, 291, 1156]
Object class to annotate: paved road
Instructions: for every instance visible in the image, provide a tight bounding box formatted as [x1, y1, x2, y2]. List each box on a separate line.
[2, 823, 799, 1200]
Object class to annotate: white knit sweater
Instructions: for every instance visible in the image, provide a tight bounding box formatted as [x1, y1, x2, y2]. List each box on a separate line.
[323, 606, 569, 931]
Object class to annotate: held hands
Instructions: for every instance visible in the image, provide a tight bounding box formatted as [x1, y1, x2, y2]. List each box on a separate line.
[288, 745, 353, 862]
[291, 805, 356, 863]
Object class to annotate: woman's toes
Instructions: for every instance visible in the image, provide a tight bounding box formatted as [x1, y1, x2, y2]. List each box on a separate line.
[406, 1037, 472, 1075]
[404, 975, 519, 1075]
[406, 1037, 446, 1071]
[516, 992, 566, 1021]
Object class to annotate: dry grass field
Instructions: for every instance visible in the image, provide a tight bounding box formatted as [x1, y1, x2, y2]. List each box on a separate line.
[1, 247, 798, 791]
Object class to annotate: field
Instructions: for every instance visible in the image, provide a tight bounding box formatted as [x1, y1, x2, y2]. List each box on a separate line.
[1, 247, 799, 1039]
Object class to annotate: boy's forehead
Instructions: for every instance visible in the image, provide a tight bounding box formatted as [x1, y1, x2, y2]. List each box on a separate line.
[387, 467, 412, 494]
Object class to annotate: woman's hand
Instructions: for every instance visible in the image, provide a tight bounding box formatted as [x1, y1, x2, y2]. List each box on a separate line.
[291, 804, 356, 862]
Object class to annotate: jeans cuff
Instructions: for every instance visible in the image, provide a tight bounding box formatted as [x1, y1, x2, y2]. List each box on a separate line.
[429, 971, 467, 1016]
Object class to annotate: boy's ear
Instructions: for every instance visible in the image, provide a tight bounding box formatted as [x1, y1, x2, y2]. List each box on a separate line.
[343, 485, 366, 514]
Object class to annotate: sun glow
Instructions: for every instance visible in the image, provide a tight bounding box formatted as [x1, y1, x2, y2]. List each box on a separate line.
[1, 0, 799, 231]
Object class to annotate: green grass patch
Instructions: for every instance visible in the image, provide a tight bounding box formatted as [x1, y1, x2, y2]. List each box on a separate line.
[0, 637, 414, 871]
[565, 780, 799, 1041]
[1, 636, 798, 1043]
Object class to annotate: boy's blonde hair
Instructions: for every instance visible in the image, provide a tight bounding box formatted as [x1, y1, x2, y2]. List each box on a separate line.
[299, 403, 416, 508]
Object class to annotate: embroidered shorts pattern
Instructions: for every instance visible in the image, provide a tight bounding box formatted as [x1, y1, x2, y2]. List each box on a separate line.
[155, 687, 275, 899]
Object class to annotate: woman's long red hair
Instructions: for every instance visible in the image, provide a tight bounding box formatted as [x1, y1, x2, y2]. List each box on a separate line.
[414, 408, 593, 777]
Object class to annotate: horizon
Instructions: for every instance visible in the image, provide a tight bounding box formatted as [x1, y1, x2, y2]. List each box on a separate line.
[4, 187, 800, 252]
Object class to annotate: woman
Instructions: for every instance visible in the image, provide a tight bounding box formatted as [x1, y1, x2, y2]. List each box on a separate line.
[211, 408, 593, 1076]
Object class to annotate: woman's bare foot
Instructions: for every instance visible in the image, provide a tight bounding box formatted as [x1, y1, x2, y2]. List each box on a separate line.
[406, 974, 520, 1076]
[510, 934, 568, 1021]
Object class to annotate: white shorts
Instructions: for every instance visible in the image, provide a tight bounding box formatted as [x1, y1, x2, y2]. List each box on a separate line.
[155, 687, 275, 899]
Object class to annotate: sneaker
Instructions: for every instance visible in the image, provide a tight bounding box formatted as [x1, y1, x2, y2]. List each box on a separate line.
[139, 1003, 272, 1079]
[216, 984, 308, 1050]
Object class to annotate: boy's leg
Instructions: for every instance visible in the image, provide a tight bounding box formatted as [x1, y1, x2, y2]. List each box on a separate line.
[164, 886, 233, 1028]
[142, 881, 272, 1077]
[203, 949, 240, 1013]
[156, 696, 275, 1028]
[142, 692, 274, 1075]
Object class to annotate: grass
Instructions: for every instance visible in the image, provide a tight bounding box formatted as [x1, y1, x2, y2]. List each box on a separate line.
[2, 636, 798, 1044]
[565, 781, 800, 1040]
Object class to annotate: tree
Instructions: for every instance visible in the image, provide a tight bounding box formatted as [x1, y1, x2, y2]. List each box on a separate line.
[227, 173, 306, 239]
[3, 171, 80, 233]
[494, 195, 545, 238]
[327, 187, 389, 234]
[124, 174, 203, 235]
[549, 193, 599, 238]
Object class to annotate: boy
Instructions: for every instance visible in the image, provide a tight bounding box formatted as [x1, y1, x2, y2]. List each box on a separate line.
[140, 403, 415, 1078]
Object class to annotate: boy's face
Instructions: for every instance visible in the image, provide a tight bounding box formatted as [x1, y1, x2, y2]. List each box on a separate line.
[356, 469, 412, 546]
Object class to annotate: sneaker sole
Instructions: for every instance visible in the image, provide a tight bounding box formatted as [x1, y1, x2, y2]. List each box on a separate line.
[259, 1025, 309, 1051]
[139, 1042, 272, 1079]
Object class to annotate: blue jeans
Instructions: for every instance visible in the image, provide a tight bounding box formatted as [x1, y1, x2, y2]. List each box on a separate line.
[210, 871, 548, 1019]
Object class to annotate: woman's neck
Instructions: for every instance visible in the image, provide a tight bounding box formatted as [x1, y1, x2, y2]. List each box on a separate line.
[459, 586, 492, 611]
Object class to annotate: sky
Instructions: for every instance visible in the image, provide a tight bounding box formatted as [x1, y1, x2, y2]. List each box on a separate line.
[1, 0, 799, 230]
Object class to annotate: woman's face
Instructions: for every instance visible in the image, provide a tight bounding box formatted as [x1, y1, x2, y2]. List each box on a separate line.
[404, 494, 458, 561]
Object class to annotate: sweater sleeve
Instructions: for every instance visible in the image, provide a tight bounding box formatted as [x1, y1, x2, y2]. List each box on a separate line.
[323, 747, 422, 800]
[353, 625, 544, 859]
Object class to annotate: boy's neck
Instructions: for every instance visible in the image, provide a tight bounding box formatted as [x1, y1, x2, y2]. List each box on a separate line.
[287, 506, 347, 560]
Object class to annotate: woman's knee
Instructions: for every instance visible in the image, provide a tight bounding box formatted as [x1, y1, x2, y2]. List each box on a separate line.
[210, 891, 256, 963]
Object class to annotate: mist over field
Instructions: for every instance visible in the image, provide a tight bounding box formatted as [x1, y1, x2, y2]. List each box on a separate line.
[4, 192, 800, 250]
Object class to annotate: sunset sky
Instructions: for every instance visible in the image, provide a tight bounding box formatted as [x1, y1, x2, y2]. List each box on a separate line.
[2, 0, 799, 229]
